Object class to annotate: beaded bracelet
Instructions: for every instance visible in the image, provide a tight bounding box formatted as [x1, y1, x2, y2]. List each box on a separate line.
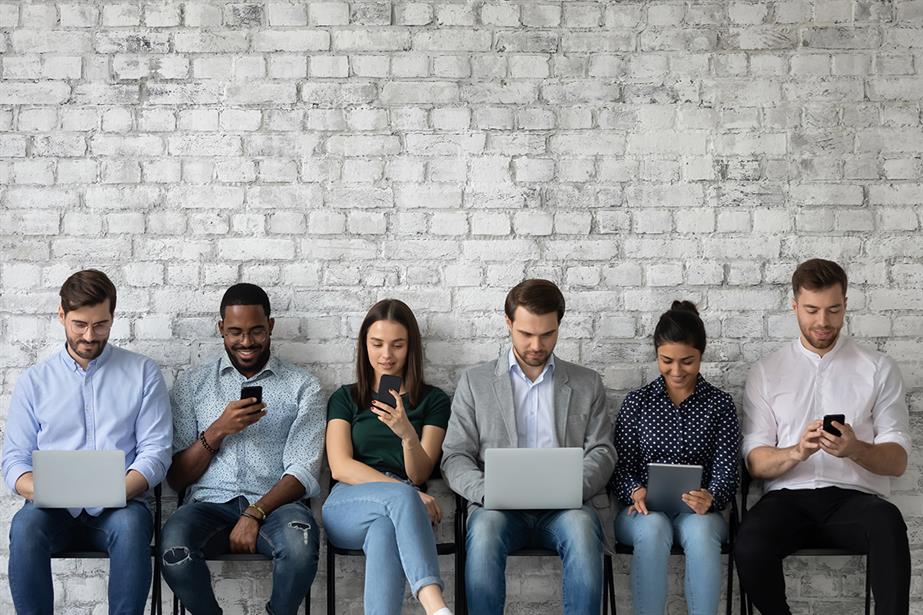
[198, 431, 218, 455]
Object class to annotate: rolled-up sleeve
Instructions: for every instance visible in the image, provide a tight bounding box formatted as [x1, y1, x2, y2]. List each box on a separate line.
[282, 374, 326, 498]
[126, 359, 173, 489]
[742, 363, 778, 463]
[2, 373, 39, 494]
[871, 356, 911, 454]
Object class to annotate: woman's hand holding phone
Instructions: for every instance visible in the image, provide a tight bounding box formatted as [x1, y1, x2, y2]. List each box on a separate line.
[370, 392, 416, 442]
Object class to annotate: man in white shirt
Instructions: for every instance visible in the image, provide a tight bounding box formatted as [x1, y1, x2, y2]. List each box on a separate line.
[735, 259, 911, 614]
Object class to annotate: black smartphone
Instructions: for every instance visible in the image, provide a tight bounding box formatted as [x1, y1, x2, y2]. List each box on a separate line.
[241, 385, 263, 405]
[373, 375, 401, 408]
[822, 414, 845, 437]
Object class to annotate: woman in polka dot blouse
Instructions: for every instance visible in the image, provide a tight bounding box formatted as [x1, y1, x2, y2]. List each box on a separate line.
[611, 300, 740, 615]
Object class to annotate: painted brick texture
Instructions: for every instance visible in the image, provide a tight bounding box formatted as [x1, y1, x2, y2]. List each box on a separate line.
[0, 1, 922, 613]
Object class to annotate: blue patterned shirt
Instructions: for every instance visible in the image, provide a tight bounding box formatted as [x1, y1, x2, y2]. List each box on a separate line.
[171, 353, 325, 503]
[612, 374, 740, 511]
[2, 344, 172, 516]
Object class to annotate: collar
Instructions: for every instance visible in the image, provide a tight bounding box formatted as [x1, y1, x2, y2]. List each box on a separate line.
[795, 333, 848, 363]
[59, 342, 114, 373]
[219, 351, 278, 380]
[653, 372, 709, 402]
[508, 347, 555, 383]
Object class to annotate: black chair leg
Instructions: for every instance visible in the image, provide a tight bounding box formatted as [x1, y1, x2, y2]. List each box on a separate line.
[864, 556, 871, 615]
[326, 541, 336, 615]
[603, 554, 614, 615]
[726, 549, 734, 615]
[304, 589, 310, 615]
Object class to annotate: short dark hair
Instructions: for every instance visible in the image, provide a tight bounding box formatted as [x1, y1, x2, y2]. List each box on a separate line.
[791, 259, 848, 297]
[654, 300, 706, 354]
[220, 283, 271, 319]
[60, 269, 117, 315]
[354, 299, 425, 410]
[504, 279, 565, 322]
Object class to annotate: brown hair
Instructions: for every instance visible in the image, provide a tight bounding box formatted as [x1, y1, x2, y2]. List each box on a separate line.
[504, 279, 565, 322]
[791, 259, 848, 297]
[59, 269, 117, 315]
[353, 299, 424, 410]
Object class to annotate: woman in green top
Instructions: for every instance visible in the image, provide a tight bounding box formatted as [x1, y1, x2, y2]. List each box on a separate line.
[323, 299, 454, 615]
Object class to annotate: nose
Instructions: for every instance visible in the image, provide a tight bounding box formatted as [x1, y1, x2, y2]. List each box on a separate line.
[81, 327, 98, 341]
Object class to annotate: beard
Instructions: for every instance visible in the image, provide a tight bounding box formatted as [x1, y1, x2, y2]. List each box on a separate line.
[801, 327, 840, 350]
[65, 334, 107, 363]
[515, 347, 551, 367]
[225, 342, 272, 375]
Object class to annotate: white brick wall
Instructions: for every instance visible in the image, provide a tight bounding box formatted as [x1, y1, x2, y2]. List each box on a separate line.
[0, 1, 921, 613]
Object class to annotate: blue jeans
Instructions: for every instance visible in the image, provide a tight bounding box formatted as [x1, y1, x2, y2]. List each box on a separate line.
[615, 509, 727, 615]
[160, 497, 319, 615]
[8, 500, 154, 615]
[322, 481, 444, 615]
[465, 505, 603, 615]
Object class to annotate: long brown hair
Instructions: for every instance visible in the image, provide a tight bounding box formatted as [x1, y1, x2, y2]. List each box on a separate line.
[354, 299, 424, 410]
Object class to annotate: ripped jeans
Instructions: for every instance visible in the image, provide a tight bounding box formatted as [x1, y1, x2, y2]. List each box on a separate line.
[160, 497, 318, 615]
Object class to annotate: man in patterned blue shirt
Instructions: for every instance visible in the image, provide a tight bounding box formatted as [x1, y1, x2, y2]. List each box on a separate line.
[160, 283, 326, 615]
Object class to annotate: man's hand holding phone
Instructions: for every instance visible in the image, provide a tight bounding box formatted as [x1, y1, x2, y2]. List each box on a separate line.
[791, 419, 824, 462]
[209, 387, 266, 442]
[820, 414, 859, 459]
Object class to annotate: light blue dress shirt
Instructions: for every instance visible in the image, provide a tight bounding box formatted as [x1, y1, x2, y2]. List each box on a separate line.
[508, 348, 558, 448]
[171, 353, 326, 504]
[2, 344, 173, 516]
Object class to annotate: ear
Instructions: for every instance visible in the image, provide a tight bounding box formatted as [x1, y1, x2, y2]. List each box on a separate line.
[268, 317, 275, 334]
[790, 297, 797, 313]
[504, 314, 513, 333]
[58, 306, 66, 327]
[217, 320, 225, 337]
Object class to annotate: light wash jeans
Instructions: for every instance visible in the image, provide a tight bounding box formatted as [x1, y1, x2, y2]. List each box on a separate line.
[615, 508, 727, 615]
[160, 497, 319, 615]
[465, 505, 604, 615]
[9, 500, 154, 615]
[322, 481, 444, 615]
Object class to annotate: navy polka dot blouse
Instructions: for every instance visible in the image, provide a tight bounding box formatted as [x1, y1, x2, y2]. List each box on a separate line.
[611, 374, 740, 511]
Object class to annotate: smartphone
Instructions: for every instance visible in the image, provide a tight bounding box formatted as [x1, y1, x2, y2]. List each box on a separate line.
[241, 385, 263, 405]
[373, 375, 401, 408]
[822, 413, 845, 437]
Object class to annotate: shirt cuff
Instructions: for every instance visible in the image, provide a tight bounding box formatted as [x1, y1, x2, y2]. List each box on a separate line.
[127, 457, 163, 491]
[872, 432, 912, 456]
[284, 467, 320, 499]
[4, 462, 32, 495]
[741, 436, 775, 461]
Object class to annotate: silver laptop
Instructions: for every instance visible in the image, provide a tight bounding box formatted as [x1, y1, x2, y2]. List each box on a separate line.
[484, 448, 583, 510]
[32, 450, 127, 508]
[646, 463, 703, 515]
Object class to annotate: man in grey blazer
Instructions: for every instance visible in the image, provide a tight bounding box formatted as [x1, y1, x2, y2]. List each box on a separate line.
[441, 279, 616, 615]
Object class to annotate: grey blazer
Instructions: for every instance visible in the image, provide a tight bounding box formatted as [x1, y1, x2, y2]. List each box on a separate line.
[441, 347, 617, 544]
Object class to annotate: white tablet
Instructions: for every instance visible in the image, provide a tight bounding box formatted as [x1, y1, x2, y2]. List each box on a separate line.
[645, 463, 703, 515]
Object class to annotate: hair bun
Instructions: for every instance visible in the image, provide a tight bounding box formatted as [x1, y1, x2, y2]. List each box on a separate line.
[670, 300, 699, 315]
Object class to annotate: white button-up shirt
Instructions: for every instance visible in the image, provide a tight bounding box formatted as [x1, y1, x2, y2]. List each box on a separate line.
[743, 335, 911, 496]
[509, 349, 558, 449]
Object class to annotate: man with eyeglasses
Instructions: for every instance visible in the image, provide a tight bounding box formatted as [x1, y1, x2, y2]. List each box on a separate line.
[3, 269, 173, 614]
[160, 283, 325, 615]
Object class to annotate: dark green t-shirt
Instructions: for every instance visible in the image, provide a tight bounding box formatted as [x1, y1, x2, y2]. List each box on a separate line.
[327, 383, 451, 478]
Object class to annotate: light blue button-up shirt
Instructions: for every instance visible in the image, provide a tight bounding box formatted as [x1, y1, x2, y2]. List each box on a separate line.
[508, 348, 558, 448]
[171, 353, 325, 504]
[2, 344, 173, 516]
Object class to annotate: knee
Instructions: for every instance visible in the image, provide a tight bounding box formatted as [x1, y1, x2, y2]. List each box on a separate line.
[275, 517, 320, 566]
[557, 509, 603, 557]
[466, 510, 508, 555]
[866, 499, 907, 538]
[630, 512, 673, 546]
[733, 521, 765, 563]
[108, 504, 152, 543]
[9, 506, 53, 552]
[677, 515, 724, 552]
